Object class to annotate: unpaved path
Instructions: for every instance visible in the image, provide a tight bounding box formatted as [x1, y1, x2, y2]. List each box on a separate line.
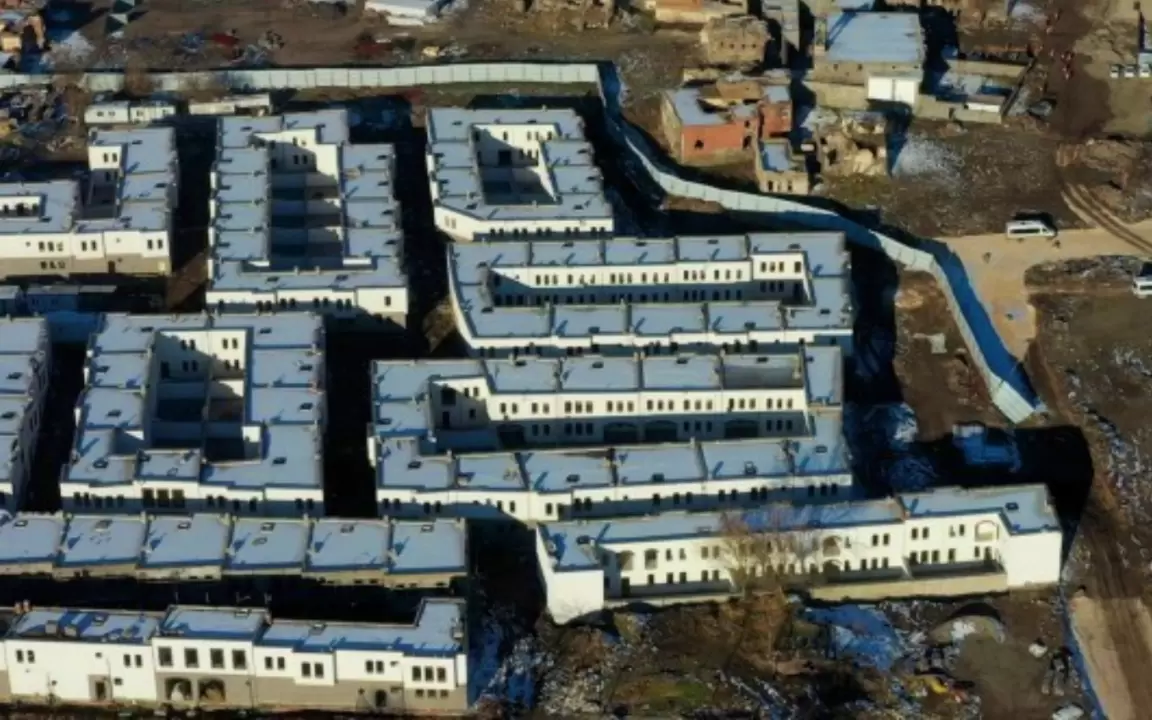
[938, 222, 1152, 360]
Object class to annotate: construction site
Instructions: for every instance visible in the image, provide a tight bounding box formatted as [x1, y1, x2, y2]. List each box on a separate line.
[0, 0, 1150, 716]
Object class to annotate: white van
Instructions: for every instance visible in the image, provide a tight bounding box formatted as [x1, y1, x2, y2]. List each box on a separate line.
[1133, 274, 1152, 298]
[1005, 219, 1057, 238]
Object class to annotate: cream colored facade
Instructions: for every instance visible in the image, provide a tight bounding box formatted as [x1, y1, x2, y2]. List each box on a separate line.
[0, 128, 178, 279]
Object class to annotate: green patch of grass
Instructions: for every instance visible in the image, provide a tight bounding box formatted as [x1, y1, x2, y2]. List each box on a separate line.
[619, 674, 715, 711]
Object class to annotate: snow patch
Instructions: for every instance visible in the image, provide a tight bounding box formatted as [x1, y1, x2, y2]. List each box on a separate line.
[805, 605, 909, 671]
[845, 403, 938, 491]
[891, 134, 960, 179]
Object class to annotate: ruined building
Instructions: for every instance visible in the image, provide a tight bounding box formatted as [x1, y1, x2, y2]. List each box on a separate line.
[700, 16, 770, 68]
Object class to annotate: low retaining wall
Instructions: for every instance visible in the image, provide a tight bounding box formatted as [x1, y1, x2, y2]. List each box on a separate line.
[4, 61, 1038, 422]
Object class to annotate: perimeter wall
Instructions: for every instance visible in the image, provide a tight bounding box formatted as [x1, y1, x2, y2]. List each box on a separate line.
[0, 62, 1038, 422]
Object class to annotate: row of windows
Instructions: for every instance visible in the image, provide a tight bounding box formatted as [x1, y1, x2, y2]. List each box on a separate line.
[506, 262, 804, 290]
[910, 547, 996, 565]
[490, 417, 798, 440]
[493, 288, 755, 307]
[478, 226, 610, 239]
[250, 297, 374, 312]
[158, 647, 247, 671]
[411, 665, 449, 682]
[493, 396, 796, 417]
[381, 483, 833, 518]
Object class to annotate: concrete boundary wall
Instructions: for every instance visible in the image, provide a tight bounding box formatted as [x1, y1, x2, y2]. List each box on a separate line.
[1, 62, 1038, 422]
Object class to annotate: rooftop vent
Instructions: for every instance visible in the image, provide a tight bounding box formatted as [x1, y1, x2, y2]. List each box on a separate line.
[92, 613, 108, 626]
[177, 521, 192, 530]
[272, 457, 286, 465]
[408, 460, 422, 470]
[421, 523, 435, 532]
[260, 522, 276, 532]
[652, 472, 665, 482]
[340, 523, 355, 534]
[566, 474, 580, 484]
[14, 519, 27, 528]
[299, 402, 314, 411]
[744, 462, 757, 476]
[0, 411, 14, 420]
[592, 361, 603, 369]
[576, 535, 591, 545]
[588, 326, 600, 333]
[814, 445, 828, 454]
[676, 358, 688, 365]
[234, 608, 251, 618]
[259, 327, 272, 334]
[1006, 502, 1019, 512]
[94, 459, 109, 469]
[309, 622, 326, 635]
[94, 518, 113, 532]
[6, 372, 21, 380]
[253, 537, 268, 546]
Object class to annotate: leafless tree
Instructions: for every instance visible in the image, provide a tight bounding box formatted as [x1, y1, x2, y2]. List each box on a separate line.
[719, 507, 826, 598]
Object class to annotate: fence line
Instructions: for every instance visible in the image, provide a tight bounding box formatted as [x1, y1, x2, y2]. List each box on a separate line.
[4, 61, 1037, 421]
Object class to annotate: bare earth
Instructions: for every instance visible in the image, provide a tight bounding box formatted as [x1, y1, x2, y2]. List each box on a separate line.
[939, 220, 1152, 360]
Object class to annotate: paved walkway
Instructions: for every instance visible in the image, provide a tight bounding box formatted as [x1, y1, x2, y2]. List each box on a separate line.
[938, 220, 1152, 360]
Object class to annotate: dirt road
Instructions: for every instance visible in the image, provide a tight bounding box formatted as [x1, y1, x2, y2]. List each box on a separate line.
[939, 221, 1151, 360]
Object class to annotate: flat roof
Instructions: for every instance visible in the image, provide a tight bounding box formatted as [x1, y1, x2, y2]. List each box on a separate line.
[8, 609, 162, 644]
[64, 313, 326, 496]
[665, 85, 791, 128]
[426, 107, 613, 233]
[161, 606, 267, 641]
[448, 232, 852, 345]
[0, 513, 466, 579]
[540, 483, 1058, 570]
[257, 598, 463, 655]
[374, 406, 849, 493]
[5, 600, 466, 656]
[1, 127, 175, 238]
[825, 12, 924, 66]
[208, 110, 405, 300]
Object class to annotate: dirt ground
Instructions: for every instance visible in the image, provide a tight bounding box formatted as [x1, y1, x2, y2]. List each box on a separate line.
[513, 590, 1086, 718]
[938, 222, 1151, 361]
[1027, 259, 1152, 719]
[890, 272, 1004, 441]
[824, 123, 1079, 238]
[53, 0, 695, 95]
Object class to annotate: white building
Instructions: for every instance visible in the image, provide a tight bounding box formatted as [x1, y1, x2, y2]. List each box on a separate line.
[0, 512, 466, 587]
[369, 348, 849, 523]
[0, 318, 50, 511]
[0, 599, 467, 712]
[59, 313, 327, 516]
[447, 232, 853, 357]
[0, 127, 178, 279]
[536, 484, 1063, 623]
[426, 108, 614, 242]
[206, 110, 408, 330]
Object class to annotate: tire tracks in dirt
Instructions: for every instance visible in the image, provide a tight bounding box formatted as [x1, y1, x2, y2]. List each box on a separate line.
[1030, 331, 1152, 719]
[1057, 145, 1152, 256]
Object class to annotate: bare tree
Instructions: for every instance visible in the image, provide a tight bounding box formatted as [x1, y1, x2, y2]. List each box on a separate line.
[719, 506, 825, 598]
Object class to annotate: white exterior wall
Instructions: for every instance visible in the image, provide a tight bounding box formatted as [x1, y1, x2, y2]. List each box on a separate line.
[153, 637, 255, 677]
[6, 640, 158, 702]
[539, 510, 1062, 623]
[376, 469, 851, 525]
[535, 530, 605, 624]
[433, 205, 614, 243]
[1002, 532, 1063, 587]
